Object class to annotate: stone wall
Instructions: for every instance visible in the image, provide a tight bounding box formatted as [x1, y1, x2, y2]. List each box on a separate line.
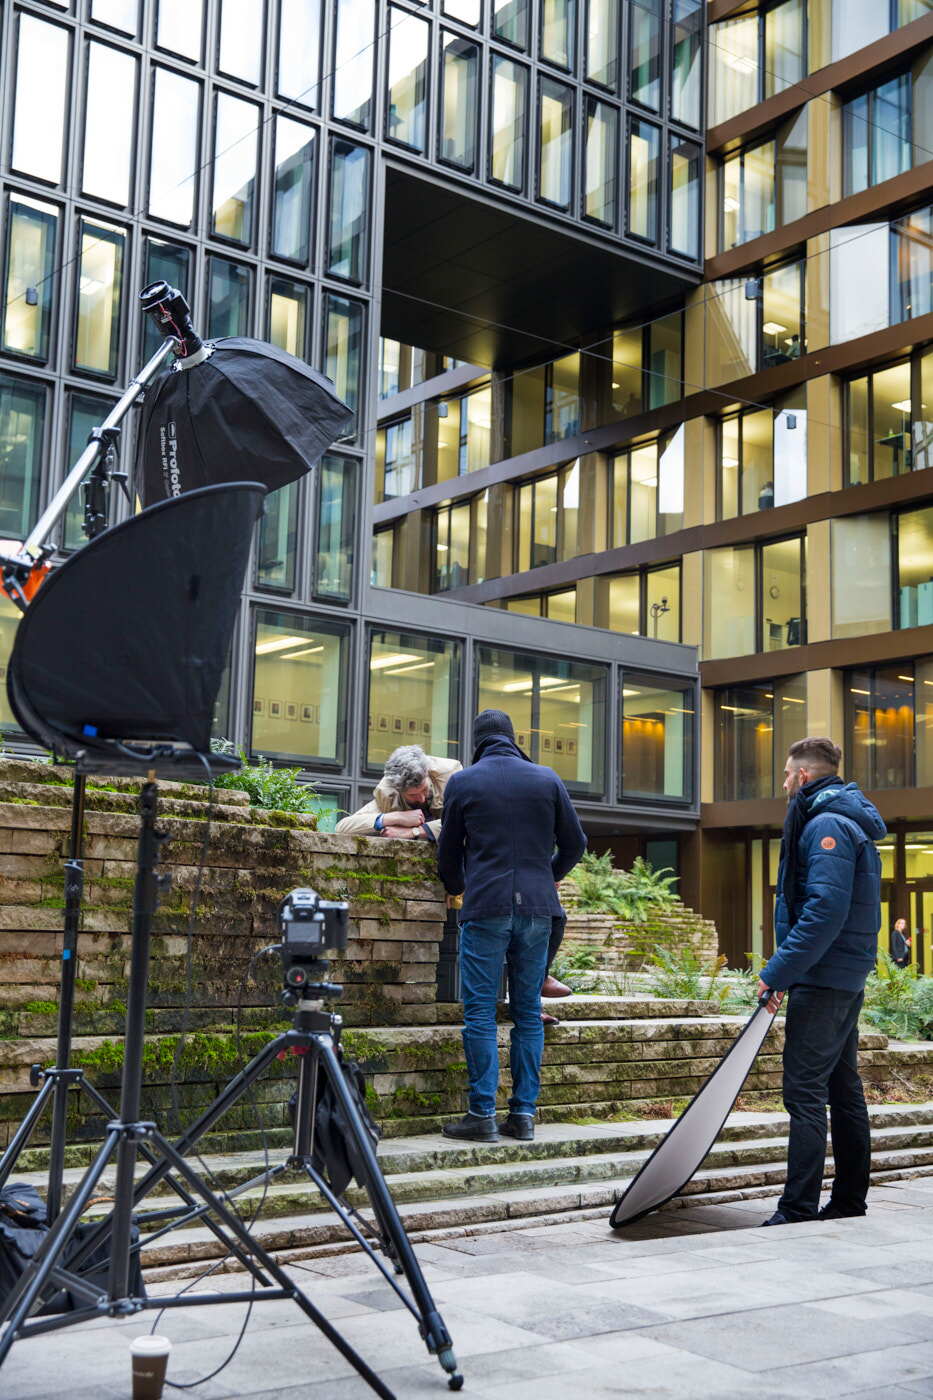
[0, 758, 445, 1149]
[559, 881, 720, 968]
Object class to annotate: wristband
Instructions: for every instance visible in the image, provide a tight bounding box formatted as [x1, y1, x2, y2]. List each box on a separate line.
[374, 814, 384, 832]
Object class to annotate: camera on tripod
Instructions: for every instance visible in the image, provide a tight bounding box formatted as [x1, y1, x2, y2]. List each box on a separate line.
[276, 888, 349, 1004]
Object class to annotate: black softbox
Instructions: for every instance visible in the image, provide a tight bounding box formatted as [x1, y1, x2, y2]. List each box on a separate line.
[137, 338, 354, 505]
[7, 483, 265, 761]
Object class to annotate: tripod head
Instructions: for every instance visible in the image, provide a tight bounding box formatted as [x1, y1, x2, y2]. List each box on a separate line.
[274, 888, 349, 1006]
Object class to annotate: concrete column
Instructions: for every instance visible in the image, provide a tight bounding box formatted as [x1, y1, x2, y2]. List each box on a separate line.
[806, 519, 831, 644]
[682, 549, 703, 651]
[807, 668, 845, 744]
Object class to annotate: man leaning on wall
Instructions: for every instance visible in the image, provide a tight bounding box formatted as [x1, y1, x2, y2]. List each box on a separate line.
[335, 745, 461, 841]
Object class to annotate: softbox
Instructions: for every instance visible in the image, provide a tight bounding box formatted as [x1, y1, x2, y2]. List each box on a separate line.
[610, 1001, 777, 1228]
[137, 338, 353, 505]
[7, 483, 265, 760]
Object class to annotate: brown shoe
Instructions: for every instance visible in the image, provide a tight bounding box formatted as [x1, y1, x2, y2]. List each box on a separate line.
[542, 974, 572, 998]
[541, 1012, 560, 1026]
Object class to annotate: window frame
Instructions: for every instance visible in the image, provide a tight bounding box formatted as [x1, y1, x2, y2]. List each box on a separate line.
[619, 668, 695, 807]
[249, 606, 351, 769]
[364, 625, 463, 776]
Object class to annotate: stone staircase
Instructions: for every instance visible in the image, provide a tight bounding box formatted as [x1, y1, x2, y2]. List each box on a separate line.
[558, 882, 720, 969]
[8, 996, 933, 1279]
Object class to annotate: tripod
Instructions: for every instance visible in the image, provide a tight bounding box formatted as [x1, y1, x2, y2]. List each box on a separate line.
[0, 781, 463, 1396]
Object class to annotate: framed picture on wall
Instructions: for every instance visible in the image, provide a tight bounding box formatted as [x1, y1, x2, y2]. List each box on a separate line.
[301, 704, 314, 723]
[422, 721, 431, 736]
[393, 716, 403, 732]
[286, 702, 298, 721]
[517, 731, 527, 748]
[568, 739, 577, 755]
[269, 700, 282, 718]
[253, 698, 265, 715]
[407, 718, 418, 734]
[542, 735, 552, 752]
[378, 714, 389, 731]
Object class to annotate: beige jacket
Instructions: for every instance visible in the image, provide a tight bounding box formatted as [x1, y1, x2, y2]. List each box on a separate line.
[335, 756, 462, 839]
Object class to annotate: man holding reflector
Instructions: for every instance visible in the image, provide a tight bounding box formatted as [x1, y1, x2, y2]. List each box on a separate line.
[759, 736, 886, 1227]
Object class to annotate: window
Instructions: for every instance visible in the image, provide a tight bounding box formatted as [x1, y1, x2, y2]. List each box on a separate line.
[207, 256, 252, 337]
[541, 0, 576, 69]
[844, 74, 911, 196]
[333, 0, 374, 128]
[257, 481, 298, 592]
[516, 460, 581, 569]
[63, 391, 115, 549]
[539, 80, 573, 208]
[323, 294, 364, 433]
[0, 375, 46, 540]
[218, 0, 263, 84]
[271, 117, 315, 265]
[629, 0, 661, 110]
[0, 594, 22, 732]
[444, 0, 481, 24]
[477, 646, 607, 794]
[757, 259, 806, 368]
[372, 528, 395, 587]
[12, 15, 70, 185]
[898, 504, 933, 628]
[715, 677, 807, 800]
[584, 100, 618, 227]
[74, 220, 124, 378]
[709, 0, 804, 124]
[628, 119, 660, 242]
[277, 0, 320, 108]
[368, 631, 461, 769]
[156, 0, 204, 61]
[720, 114, 806, 250]
[621, 678, 694, 802]
[704, 537, 806, 658]
[142, 239, 190, 360]
[148, 67, 200, 226]
[212, 94, 260, 244]
[83, 43, 136, 206]
[671, 0, 702, 128]
[434, 492, 488, 589]
[376, 418, 416, 499]
[494, 0, 530, 48]
[327, 141, 370, 283]
[545, 354, 580, 441]
[719, 407, 778, 518]
[386, 7, 429, 150]
[2, 198, 57, 362]
[892, 204, 933, 324]
[252, 611, 348, 764]
[596, 563, 682, 642]
[832, 515, 893, 638]
[609, 314, 684, 417]
[669, 138, 700, 259]
[586, 0, 619, 89]
[440, 34, 479, 169]
[491, 57, 527, 190]
[611, 435, 684, 546]
[764, 0, 805, 97]
[437, 387, 493, 478]
[266, 277, 309, 358]
[846, 664, 931, 791]
[846, 357, 917, 484]
[92, 0, 138, 35]
[545, 588, 576, 621]
[315, 455, 357, 602]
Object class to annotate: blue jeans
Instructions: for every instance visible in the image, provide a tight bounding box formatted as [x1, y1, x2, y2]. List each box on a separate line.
[459, 915, 551, 1117]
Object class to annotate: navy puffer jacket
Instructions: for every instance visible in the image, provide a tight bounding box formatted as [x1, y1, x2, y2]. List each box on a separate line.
[761, 783, 886, 993]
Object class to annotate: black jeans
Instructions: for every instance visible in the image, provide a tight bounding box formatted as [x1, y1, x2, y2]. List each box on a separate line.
[779, 985, 871, 1221]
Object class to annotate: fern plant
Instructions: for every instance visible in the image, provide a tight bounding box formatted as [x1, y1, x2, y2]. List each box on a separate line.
[210, 740, 320, 817]
[572, 851, 679, 923]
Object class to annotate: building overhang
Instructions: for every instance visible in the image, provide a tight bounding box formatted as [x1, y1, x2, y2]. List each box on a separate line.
[380, 162, 701, 368]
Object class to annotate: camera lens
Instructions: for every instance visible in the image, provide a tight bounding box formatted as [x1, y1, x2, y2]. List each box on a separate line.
[285, 966, 307, 987]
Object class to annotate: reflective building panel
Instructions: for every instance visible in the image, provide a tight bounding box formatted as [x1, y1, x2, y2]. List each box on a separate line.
[367, 630, 462, 768]
[83, 42, 137, 207]
[212, 93, 260, 245]
[155, 0, 204, 61]
[272, 117, 316, 265]
[277, 0, 321, 107]
[12, 15, 70, 185]
[0, 375, 46, 540]
[2, 198, 57, 362]
[333, 0, 375, 128]
[491, 56, 528, 190]
[386, 8, 430, 151]
[74, 220, 124, 378]
[252, 610, 349, 764]
[148, 67, 201, 227]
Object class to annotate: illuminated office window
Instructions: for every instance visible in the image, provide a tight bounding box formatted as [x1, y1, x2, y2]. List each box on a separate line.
[141, 239, 191, 360]
[324, 294, 364, 430]
[156, 0, 203, 60]
[441, 33, 479, 170]
[541, 0, 576, 68]
[435, 500, 472, 590]
[715, 677, 806, 800]
[2, 198, 58, 362]
[539, 79, 573, 208]
[63, 392, 115, 550]
[586, 0, 619, 89]
[0, 375, 46, 540]
[74, 220, 124, 378]
[212, 94, 260, 244]
[218, 0, 264, 84]
[719, 408, 774, 519]
[266, 278, 309, 358]
[277, 0, 320, 107]
[372, 529, 395, 587]
[315, 455, 357, 602]
[491, 57, 527, 189]
[257, 481, 298, 592]
[12, 16, 70, 185]
[148, 68, 200, 226]
[670, 138, 700, 258]
[764, 0, 805, 98]
[386, 8, 429, 150]
[0, 594, 22, 732]
[333, 0, 375, 128]
[327, 141, 370, 283]
[367, 630, 461, 769]
[621, 680, 693, 801]
[847, 665, 917, 791]
[207, 256, 252, 337]
[91, 0, 138, 34]
[252, 611, 348, 764]
[846, 360, 913, 485]
[628, 119, 660, 242]
[584, 99, 618, 227]
[83, 43, 137, 206]
[271, 116, 315, 265]
[376, 418, 416, 499]
[545, 355, 580, 441]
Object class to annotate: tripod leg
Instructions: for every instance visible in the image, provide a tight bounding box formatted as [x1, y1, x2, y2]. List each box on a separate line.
[315, 1041, 463, 1389]
[146, 1130, 395, 1400]
[0, 1128, 121, 1365]
[0, 1077, 55, 1190]
[47, 776, 87, 1222]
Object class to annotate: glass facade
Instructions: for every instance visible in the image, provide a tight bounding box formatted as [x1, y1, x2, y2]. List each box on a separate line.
[621, 678, 693, 802]
[847, 662, 933, 792]
[704, 538, 805, 659]
[845, 353, 932, 484]
[252, 610, 349, 764]
[715, 677, 807, 801]
[720, 114, 806, 251]
[367, 630, 461, 769]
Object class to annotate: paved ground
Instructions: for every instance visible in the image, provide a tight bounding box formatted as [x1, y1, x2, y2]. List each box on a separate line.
[4, 1181, 933, 1400]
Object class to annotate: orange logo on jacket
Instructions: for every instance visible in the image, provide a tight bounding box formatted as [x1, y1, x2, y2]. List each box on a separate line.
[820, 836, 837, 850]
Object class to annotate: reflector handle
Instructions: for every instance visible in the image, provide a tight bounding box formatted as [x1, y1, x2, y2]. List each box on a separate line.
[758, 986, 774, 1009]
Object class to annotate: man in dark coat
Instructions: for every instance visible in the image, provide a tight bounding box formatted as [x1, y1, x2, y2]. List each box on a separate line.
[436, 709, 586, 1143]
[758, 736, 886, 1225]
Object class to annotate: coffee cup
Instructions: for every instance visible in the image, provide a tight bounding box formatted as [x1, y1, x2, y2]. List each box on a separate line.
[131, 1334, 171, 1400]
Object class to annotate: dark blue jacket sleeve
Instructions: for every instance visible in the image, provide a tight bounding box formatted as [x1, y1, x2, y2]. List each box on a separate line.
[436, 777, 466, 895]
[760, 817, 860, 990]
[551, 777, 587, 882]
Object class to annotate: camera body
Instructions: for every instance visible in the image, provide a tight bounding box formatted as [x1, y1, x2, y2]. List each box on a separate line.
[277, 888, 348, 1003]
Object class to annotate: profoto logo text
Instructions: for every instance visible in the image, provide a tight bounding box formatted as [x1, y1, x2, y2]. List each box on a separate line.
[159, 420, 183, 496]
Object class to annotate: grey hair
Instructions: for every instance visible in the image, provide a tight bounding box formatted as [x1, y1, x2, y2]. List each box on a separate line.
[382, 745, 430, 795]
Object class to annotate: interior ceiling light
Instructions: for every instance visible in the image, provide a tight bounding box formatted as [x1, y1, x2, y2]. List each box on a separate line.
[255, 634, 310, 654]
[279, 645, 324, 661]
[891, 400, 912, 412]
[384, 660, 434, 676]
[370, 652, 420, 670]
[762, 322, 788, 335]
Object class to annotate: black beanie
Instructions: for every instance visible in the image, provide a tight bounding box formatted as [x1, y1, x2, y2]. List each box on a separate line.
[473, 708, 515, 745]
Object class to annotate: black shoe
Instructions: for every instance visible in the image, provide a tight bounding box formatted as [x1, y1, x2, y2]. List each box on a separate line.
[818, 1203, 866, 1220]
[442, 1113, 499, 1143]
[499, 1113, 534, 1141]
[761, 1211, 790, 1226]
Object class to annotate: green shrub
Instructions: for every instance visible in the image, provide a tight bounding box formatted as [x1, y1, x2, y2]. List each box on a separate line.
[647, 943, 729, 1004]
[210, 741, 320, 817]
[573, 851, 678, 923]
[550, 945, 599, 991]
[862, 955, 933, 1040]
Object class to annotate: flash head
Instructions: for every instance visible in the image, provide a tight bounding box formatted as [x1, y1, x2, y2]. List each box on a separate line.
[138, 281, 203, 357]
